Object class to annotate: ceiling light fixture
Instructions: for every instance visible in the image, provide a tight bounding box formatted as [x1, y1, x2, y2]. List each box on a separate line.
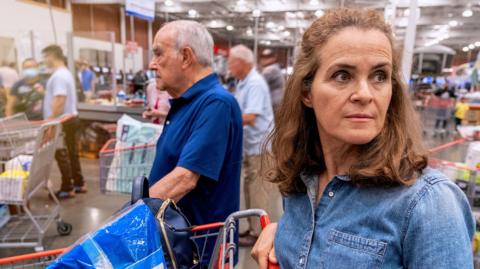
[252, 9, 261, 17]
[164, 0, 174, 7]
[315, 9, 324, 17]
[266, 21, 276, 28]
[462, 9, 473, 17]
[188, 9, 198, 18]
[226, 25, 234, 31]
[448, 20, 458, 27]
[309, 0, 319, 5]
[463, 47, 469, 52]
[475, 41, 480, 47]
[469, 44, 475, 49]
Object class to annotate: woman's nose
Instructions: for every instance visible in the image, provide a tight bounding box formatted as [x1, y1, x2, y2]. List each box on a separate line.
[350, 79, 373, 104]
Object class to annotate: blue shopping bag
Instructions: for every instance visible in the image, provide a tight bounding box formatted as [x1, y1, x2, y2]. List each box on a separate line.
[47, 200, 166, 269]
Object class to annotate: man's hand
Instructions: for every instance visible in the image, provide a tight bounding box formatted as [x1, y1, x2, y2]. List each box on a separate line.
[142, 108, 167, 120]
[149, 167, 199, 202]
[33, 83, 44, 94]
[242, 113, 257, 126]
[251, 223, 278, 269]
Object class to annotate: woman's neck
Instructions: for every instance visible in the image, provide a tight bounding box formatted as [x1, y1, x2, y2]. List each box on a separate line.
[315, 134, 357, 203]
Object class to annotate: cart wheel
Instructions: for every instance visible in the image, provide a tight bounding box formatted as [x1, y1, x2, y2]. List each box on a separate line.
[57, 221, 72, 236]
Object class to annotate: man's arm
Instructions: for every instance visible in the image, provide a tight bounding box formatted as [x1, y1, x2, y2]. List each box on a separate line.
[49, 95, 66, 119]
[243, 113, 257, 126]
[5, 89, 15, 116]
[149, 166, 200, 202]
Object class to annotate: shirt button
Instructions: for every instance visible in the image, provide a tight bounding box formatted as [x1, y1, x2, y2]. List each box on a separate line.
[165, 120, 170, 125]
[299, 256, 305, 265]
[328, 191, 334, 198]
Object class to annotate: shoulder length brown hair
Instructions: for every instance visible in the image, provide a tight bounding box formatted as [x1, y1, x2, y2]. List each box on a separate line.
[267, 8, 428, 195]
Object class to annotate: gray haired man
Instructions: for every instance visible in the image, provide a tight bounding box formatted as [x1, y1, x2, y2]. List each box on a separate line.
[228, 44, 282, 246]
[148, 20, 243, 266]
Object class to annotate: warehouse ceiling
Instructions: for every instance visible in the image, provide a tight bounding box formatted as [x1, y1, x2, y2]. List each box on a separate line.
[72, 0, 480, 52]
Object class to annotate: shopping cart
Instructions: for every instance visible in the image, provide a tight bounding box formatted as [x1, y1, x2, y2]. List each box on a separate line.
[419, 96, 455, 138]
[128, 176, 279, 269]
[0, 176, 280, 269]
[0, 248, 66, 268]
[99, 138, 156, 194]
[0, 114, 44, 160]
[0, 114, 72, 251]
[428, 138, 480, 207]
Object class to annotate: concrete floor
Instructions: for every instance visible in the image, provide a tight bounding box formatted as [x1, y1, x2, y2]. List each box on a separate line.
[0, 113, 474, 268]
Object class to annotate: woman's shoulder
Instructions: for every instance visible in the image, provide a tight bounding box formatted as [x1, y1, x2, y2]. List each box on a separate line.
[402, 167, 474, 232]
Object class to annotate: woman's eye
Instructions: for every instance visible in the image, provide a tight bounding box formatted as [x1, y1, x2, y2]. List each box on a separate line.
[373, 71, 388, 82]
[332, 71, 351, 82]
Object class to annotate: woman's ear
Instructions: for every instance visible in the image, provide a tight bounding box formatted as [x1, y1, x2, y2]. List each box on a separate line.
[301, 89, 313, 108]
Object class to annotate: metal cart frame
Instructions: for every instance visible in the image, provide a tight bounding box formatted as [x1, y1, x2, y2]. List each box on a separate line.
[0, 114, 72, 251]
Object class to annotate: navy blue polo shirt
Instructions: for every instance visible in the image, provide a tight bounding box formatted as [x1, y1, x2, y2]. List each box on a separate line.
[148, 73, 242, 264]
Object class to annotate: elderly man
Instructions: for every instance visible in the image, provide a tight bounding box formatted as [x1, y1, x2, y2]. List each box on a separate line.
[228, 45, 281, 246]
[147, 20, 243, 265]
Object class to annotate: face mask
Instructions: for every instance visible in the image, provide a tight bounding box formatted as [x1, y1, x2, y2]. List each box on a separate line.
[23, 68, 39, 78]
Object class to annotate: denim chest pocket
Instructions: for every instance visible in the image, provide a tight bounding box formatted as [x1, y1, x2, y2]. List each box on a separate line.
[320, 229, 387, 269]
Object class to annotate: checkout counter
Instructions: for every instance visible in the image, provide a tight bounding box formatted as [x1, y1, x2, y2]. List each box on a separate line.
[77, 103, 146, 122]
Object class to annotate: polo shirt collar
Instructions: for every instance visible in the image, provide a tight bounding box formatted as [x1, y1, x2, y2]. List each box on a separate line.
[178, 73, 218, 101]
[237, 68, 257, 88]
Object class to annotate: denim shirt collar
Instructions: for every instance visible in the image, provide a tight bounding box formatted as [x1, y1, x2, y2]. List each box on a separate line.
[299, 171, 351, 202]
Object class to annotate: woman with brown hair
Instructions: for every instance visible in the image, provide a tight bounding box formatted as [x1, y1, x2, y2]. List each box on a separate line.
[252, 8, 474, 269]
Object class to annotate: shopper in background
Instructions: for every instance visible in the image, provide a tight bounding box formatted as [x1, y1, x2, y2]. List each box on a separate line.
[252, 8, 474, 269]
[259, 49, 285, 111]
[0, 62, 19, 117]
[142, 80, 170, 124]
[5, 58, 44, 120]
[147, 20, 243, 266]
[78, 60, 95, 101]
[228, 44, 282, 247]
[454, 96, 469, 129]
[42, 45, 86, 199]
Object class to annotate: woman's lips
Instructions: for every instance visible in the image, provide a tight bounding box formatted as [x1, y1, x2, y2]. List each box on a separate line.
[345, 113, 374, 122]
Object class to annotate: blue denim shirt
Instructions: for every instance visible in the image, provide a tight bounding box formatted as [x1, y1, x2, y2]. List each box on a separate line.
[275, 167, 475, 269]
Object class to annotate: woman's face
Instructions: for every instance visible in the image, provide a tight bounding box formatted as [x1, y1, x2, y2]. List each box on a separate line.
[305, 27, 393, 146]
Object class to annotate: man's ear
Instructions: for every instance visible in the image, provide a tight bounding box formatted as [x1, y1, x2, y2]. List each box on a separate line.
[181, 47, 195, 69]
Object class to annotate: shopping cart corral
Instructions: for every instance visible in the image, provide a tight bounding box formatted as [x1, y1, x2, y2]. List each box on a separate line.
[0, 114, 72, 252]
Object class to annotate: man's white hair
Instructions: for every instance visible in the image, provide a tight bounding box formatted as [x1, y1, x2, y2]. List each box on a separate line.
[229, 45, 254, 64]
[163, 20, 214, 67]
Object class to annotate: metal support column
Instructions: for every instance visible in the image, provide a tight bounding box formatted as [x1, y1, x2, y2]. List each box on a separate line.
[148, 21, 153, 64]
[120, 6, 127, 90]
[401, 0, 418, 83]
[253, 16, 259, 65]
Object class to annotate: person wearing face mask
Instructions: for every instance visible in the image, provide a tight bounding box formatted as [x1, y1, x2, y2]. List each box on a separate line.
[5, 58, 44, 120]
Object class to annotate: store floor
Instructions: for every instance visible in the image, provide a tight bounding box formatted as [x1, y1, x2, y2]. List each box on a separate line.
[0, 120, 470, 268]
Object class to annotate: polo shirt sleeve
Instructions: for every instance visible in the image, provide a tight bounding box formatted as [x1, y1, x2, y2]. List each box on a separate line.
[177, 99, 232, 182]
[243, 82, 267, 115]
[51, 76, 68, 97]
